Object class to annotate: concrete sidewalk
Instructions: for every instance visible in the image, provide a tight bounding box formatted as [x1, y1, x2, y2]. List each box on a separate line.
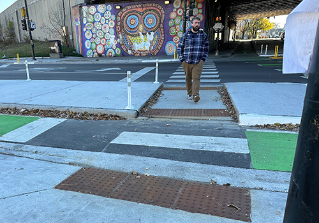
[0, 81, 307, 125]
[225, 82, 307, 126]
[0, 80, 162, 118]
[0, 142, 288, 223]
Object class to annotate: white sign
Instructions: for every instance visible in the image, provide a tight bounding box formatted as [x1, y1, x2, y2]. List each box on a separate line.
[213, 23, 224, 31]
[30, 22, 36, 29]
[283, 0, 319, 74]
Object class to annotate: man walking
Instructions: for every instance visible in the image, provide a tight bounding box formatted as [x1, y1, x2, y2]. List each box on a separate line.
[177, 17, 209, 103]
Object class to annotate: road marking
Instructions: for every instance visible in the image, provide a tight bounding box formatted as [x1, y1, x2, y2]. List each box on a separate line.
[0, 64, 10, 68]
[258, 64, 282, 66]
[170, 75, 219, 78]
[202, 71, 219, 74]
[0, 118, 66, 143]
[110, 132, 249, 153]
[95, 68, 121, 71]
[119, 67, 155, 82]
[173, 71, 219, 74]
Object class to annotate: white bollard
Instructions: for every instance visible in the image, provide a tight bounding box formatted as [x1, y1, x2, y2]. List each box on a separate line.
[265, 45, 268, 55]
[25, 60, 31, 81]
[125, 71, 134, 110]
[154, 59, 159, 84]
[261, 44, 263, 54]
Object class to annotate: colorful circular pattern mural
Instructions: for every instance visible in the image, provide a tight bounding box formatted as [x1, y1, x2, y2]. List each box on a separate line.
[165, 41, 176, 55]
[116, 3, 165, 56]
[82, 5, 119, 57]
[166, 0, 204, 55]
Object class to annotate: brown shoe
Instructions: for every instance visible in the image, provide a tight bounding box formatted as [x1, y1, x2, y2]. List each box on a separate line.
[194, 95, 200, 102]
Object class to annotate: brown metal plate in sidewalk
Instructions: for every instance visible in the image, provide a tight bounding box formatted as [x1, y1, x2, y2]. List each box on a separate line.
[175, 182, 251, 222]
[55, 168, 251, 222]
[111, 174, 185, 208]
[143, 109, 230, 118]
[55, 168, 128, 197]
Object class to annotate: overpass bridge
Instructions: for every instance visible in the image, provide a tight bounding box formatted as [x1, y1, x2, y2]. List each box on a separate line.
[204, 0, 302, 51]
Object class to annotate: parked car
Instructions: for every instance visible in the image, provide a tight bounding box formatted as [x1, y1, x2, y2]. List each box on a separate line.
[281, 32, 285, 40]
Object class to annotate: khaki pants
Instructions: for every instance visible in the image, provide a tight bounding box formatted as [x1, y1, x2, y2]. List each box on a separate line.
[182, 60, 204, 96]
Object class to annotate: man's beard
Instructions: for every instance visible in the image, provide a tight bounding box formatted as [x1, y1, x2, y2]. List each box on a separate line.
[193, 26, 200, 32]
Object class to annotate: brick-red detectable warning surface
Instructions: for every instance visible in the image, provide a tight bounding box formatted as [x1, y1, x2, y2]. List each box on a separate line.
[55, 168, 251, 222]
[143, 109, 230, 118]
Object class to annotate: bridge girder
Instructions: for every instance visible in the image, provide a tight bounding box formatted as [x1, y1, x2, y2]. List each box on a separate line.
[224, 0, 302, 20]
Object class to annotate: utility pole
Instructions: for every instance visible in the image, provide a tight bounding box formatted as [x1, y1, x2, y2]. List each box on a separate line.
[182, 0, 187, 33]
[283, 22, 319, 222]
[23, 0, 36, 60]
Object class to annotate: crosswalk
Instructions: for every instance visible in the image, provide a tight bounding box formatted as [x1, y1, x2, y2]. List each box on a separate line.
[107, 131, 251, 168]
[167, 61, 221, 83]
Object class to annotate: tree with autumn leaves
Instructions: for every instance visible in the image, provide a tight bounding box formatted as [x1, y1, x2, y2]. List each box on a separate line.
[237, 18, 274, 39]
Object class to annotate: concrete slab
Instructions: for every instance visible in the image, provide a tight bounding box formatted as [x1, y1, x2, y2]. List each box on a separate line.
[225, 82, 307, 125]
[0, 154, 80, 199]
[251, 190, 287, 223]
[153, 90, 226, 109]
[0, 189, 241, 223]
[0, 80, 163, 118]
[0, 142, 291, 192]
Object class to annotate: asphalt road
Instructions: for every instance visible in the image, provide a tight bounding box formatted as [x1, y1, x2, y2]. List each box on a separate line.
[0, 45, 307, 85]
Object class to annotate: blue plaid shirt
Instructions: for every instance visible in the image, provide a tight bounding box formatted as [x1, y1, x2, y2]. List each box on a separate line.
[177, 29, 209, 64]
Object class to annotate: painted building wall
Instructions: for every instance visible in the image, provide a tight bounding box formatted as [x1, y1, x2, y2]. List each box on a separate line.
[74, 0, 206, 57]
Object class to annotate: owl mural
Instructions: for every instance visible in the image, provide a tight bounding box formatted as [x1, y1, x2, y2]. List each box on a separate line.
[116, 3, 165, 56]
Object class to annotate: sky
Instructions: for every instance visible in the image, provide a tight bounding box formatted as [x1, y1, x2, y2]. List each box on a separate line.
[269, 15, 288, 28]
[0, 0, 17, 13]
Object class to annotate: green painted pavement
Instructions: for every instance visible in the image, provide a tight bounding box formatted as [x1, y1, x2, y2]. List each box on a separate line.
[245, 131, 298, 172]
[0, 115, 39, 136]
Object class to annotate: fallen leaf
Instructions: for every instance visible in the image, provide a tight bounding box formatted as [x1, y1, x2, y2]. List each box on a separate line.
[276, 211, 281, 215]
[132, 171, 138, 175]
[227, 204, 241, 211]
[165, 124, 171, 126]
[144, 173, 150, 176]
[145, 167, 149, 170]
[210, 178, 217, 185]
[136, 176, 141, 179]
[223, 183, 231, 186]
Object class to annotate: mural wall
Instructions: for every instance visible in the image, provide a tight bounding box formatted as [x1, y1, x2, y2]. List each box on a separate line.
[73, 0, 205, 57]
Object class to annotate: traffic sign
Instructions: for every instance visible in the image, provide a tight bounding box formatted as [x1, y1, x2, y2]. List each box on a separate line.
[213, 23, 224, 31]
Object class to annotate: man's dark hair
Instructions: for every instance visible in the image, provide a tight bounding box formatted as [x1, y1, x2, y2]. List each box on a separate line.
[191, 17, 201, 23]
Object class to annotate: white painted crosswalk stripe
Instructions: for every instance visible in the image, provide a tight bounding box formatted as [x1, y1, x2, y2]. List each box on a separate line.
[110, 132, 250, 154]
[1, 118, 66, 143]
[173, 71, 219, 75]
[119, 67, 155, 82]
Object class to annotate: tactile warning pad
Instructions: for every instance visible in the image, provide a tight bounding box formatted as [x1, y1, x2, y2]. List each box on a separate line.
[143, 109, 230, 118]
[55, 168, 251, 222]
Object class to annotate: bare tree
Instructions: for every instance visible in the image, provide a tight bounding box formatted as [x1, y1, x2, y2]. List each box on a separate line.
[41, 1, 68, 46]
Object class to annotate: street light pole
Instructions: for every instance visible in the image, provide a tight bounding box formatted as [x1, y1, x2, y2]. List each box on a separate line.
[23, 0, 36, 60]
[283, 22, 319, 223]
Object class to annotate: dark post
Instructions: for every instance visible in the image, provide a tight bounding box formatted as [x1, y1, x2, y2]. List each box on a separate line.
[24, 0, 36, 60]
[283, 23, 319, 222]
[182, 0, 187, 33]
